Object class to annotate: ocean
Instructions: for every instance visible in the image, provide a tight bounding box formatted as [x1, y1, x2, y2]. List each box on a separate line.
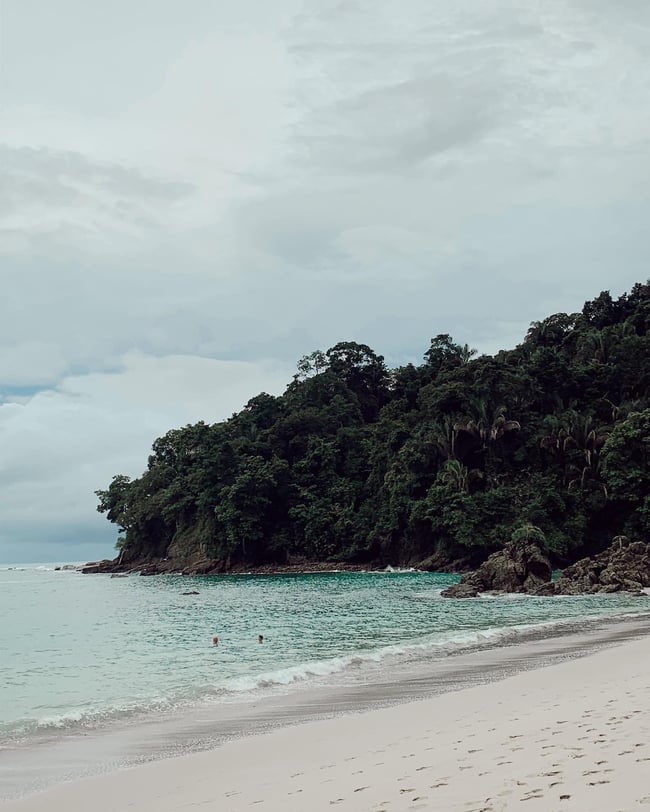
[2, 565, 650, 797]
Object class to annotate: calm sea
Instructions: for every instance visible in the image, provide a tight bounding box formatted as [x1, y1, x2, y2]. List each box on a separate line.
[1, 565, 649, 750]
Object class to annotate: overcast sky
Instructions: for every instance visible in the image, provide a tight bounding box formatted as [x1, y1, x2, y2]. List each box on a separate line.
[1, 0, 649, 563]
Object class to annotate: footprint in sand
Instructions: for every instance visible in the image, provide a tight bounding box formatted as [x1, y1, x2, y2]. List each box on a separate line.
[520, 790, 544, 801]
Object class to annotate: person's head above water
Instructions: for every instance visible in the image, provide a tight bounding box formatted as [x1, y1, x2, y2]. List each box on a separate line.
[258, 634, 264, 643]
[212, 635, 219, 646]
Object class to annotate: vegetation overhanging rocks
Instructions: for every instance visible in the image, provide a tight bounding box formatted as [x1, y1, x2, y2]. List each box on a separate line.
[93, 282, 650, 581]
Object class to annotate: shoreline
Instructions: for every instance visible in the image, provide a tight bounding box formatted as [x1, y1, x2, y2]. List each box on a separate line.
[2, 612, 649, 806]
[79, 559, 424, 576]
[3, 616, 650, 811]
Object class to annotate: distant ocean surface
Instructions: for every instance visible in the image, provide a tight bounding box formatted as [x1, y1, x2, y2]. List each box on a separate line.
[2, 565, 650, 750]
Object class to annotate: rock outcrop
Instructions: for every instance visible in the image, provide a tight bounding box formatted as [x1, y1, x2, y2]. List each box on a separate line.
[80, 555, 376, 576]
[441, 530, 552, 598]
[533, 537, 650, 595]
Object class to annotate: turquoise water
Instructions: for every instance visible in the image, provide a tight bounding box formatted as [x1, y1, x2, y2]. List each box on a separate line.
[1, 565, 649, 746]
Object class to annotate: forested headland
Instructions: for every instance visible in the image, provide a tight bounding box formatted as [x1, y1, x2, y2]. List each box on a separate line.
[95, 282, 650, 574]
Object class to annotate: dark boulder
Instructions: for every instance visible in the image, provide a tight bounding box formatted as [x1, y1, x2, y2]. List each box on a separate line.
[439, 583, 481, 599]
[441, 525, 552, 598]
[80, 559, 117, 574]
[532, 536, 650, 596]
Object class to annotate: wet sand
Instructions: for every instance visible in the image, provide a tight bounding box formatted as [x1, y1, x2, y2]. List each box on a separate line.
[2, 615, 649, 810]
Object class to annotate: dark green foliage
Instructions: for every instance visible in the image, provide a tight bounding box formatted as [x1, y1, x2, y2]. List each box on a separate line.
[510, 524, 546, 548]
[96, 286, 650, 568]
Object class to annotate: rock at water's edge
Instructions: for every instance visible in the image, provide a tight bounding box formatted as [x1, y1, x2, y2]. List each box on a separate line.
[441, 531, 552, 598]
[532, 537, 650, 596]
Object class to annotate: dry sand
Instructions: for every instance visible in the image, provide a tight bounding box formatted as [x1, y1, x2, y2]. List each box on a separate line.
[3, 633, 650, 812]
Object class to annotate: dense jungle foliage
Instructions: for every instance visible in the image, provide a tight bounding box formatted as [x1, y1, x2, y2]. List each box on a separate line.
[96, 282, 650, 569]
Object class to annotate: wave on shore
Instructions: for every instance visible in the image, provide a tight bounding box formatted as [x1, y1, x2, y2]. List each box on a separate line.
[3, 605, 648, 748]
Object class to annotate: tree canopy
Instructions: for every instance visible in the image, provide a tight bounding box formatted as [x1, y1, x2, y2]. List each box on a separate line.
[96, 282, 650, 570]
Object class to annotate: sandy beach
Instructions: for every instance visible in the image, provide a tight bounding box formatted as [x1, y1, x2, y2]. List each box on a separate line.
[3, 621, 649, 812]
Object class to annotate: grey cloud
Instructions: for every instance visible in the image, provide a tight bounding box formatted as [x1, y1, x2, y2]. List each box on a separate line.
[571, 0, 650, 19]
[0, 146, 193, 216]
[298, 76, 500, 173]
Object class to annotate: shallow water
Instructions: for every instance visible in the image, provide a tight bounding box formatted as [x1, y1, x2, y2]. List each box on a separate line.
[2, 565, 649, 748]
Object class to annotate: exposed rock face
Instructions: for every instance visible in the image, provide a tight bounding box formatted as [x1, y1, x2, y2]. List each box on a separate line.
[440, 582, 481, 599]
[533, 537, 650, 595]
[441, 535, 552, 598]
[80, 555, 378, 576]
[80, 559, 117, 574]
[80, 556, 227, 575]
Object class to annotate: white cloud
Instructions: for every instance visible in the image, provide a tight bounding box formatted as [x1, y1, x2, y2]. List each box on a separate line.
[0, 341, 69, 386]
[0, 354, 292, 528]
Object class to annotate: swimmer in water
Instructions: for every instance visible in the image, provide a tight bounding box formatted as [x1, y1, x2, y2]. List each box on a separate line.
[258, 634, 264, 644]
[212, 635, 219, 646]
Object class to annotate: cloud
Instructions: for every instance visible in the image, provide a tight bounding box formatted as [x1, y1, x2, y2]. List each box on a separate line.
[0, 341, 69, 386]
[0, 354, 292, 560]
[0, 145, 194, 256]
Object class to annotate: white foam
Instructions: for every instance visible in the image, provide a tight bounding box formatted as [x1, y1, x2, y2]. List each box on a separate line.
[383, 566, 422, 573]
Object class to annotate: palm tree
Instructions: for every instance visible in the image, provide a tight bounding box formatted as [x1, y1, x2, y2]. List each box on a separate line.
[454, 400, 521, 482]
[431, 415, 459, 461]
[456, 400, 521, 444]
[437, 459, 483, 493]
